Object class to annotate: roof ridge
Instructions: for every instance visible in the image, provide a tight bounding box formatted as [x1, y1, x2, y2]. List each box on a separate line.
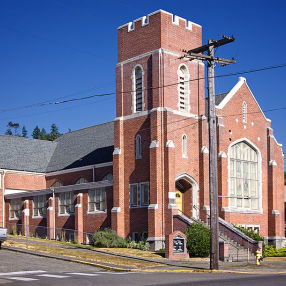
[55, 120, 114, 140]
[0, 134, 56, 144]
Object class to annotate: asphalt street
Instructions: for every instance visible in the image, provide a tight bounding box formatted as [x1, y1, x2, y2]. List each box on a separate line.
[1, 250, 286, 285]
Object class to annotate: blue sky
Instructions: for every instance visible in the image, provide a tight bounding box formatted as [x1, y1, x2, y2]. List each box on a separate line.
[0, 0, 285, 158]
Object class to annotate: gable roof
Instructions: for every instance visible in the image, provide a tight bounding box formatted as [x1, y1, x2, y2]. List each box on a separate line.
[0, 121, 114, 173]
[216, 77, 269, 122]
[46, 121, 114, 172]
[0, 135, 57, 173]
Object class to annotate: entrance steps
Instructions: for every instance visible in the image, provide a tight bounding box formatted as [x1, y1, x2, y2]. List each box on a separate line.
[173, 214, 258, 262]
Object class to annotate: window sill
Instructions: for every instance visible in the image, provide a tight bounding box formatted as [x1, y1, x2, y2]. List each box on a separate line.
[87, 211, 106, 214]
[58, 213, 74, 217]
[130, 205, 149, 209]
[9, 217, 20, 221]
[32, 215, 46, 219]
[222, 207, 262, 214]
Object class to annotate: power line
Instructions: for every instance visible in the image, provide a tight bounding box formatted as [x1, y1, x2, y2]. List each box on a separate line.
[1, 62, 286, 113]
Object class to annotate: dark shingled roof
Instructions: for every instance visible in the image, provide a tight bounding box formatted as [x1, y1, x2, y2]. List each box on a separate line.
[0, 135, 57, 172]
[46, 121, 114, 172]
[205, 92, 229, 116]
[0, 121, 114, 173]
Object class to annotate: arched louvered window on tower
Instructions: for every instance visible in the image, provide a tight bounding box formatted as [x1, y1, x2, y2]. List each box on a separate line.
[135, 134, 142, 159]
[177, 64, 190, 112]
[132, 65, 144, 113]
[242, 101, 247, 123]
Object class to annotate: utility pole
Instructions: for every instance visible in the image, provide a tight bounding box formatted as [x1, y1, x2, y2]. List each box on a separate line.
[181, 36, 235, 270]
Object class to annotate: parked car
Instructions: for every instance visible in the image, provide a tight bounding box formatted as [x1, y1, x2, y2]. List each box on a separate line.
[0, 228, 7, 249]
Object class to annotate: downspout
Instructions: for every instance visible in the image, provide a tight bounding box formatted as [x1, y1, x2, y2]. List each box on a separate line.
[92, 165, 95, 182]
[52, 188, 56, 240]
[2, 171, 6, 228]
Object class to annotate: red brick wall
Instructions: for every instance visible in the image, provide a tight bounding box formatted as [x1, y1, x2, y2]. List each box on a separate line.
[216, 79, 284, 238]
[5, 172, 46, 190]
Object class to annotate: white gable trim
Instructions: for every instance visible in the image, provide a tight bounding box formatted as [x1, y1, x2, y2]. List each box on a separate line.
[216, 77, 268, 121]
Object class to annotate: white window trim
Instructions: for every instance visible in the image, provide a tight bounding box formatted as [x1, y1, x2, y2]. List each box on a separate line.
[129, 182, 149, 208]
[227, 138, 263, 214]
[87, 188, 106, 213]
[246, 224, 260, 232]
[58, 191, 75, 216]
[9, 199, 21, 220]
[177, 63, 190, 113]
[135, 134, 142, 159]
[131, 64, 145, 113]
[182, 134, 188, 158]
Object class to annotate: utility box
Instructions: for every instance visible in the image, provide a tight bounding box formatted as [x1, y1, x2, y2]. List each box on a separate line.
[0, 228, 7, 249]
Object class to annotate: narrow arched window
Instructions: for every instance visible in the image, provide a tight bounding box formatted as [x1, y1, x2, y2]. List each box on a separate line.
[51, 181, 63, 188]
[102, 173, 113, 182]
[133, 66, 143, 112]
[242, 101, 247, 123]
[182, 134, 188, 158]
[178, 65, 190, 112]
[135, 134, 142, 159]
[75, 178, 88, 184]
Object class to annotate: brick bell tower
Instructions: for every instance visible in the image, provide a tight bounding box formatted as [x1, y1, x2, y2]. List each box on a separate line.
[112, 10, 206, 250]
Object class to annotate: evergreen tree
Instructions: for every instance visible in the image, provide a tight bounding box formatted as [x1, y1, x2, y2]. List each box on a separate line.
[32, 126, 41, 139]
[49, 124, 61, 141]
[6, 121, 20, 136]
[22, 126, 27, 137]
[39, 128, 47, 140]
[5, 128, 12, 136]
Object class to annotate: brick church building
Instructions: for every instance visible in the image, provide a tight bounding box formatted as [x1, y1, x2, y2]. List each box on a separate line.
[0, 10, 285, 251]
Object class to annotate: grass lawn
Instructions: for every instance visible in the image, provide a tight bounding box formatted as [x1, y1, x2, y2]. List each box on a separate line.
[3, 239, 162, 269]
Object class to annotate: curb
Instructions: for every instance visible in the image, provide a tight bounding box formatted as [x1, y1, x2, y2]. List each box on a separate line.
[3, 246, 286, 275]
[3, 246, 131, 272]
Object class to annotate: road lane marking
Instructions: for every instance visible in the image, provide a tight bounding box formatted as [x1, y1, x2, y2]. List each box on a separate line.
[9, 277, 38, 281]
[37, 274, 69, 278]
[0, 270, 46, 277]
[68, 273, 99, 276]
[108, 272, 132, 275]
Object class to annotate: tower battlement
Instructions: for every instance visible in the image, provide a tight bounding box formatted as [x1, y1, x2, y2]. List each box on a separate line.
[117, 10, 202, 63]
[118, 9, 201, 32]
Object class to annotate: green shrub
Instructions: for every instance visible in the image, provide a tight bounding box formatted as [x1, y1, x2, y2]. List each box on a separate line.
[93, 230, 150, 250]
[234, 225, 264, 242]
[184, 223, 210, 257]
[264, 245, 286, 257]
[93, 229, 127, 248]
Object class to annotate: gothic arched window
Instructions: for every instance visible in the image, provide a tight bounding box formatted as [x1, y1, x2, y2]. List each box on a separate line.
[135, 134, 142, 159]
[178, 64, 190, 112]
[229, 141, 260, 211]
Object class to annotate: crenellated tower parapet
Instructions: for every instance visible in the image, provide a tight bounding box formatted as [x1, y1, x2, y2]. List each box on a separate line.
[117, 9, 202, 63]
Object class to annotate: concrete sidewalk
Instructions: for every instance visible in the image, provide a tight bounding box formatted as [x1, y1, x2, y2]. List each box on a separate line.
[3, 237, 286, 274]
